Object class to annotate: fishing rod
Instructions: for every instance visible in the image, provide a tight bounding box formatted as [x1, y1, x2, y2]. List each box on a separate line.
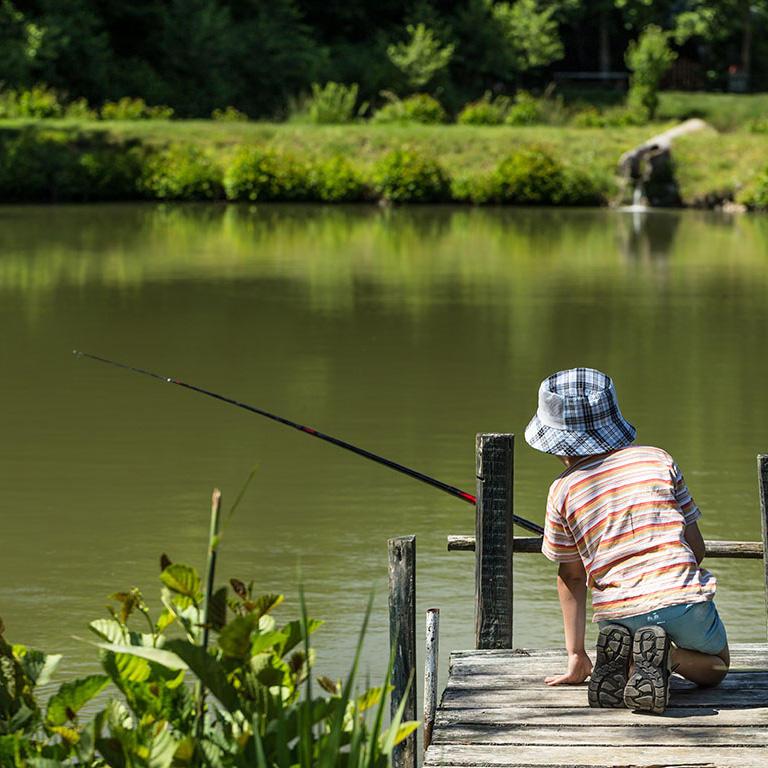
[73, 350, 545, 536]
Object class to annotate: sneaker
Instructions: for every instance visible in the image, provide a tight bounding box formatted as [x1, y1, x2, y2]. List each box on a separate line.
[623, 625, 671, 714]
[588, 624, 632, 708]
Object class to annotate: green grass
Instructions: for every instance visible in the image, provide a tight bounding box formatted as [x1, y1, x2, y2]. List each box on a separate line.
[657, 91, 768, 131]
[1, 118, 766, 206]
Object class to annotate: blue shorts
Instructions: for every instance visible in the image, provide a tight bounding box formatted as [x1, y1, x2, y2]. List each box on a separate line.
[599, 600, 728, 656]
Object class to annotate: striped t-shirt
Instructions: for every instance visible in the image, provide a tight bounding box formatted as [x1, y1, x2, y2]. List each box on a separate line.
[542, 445, 716, 621]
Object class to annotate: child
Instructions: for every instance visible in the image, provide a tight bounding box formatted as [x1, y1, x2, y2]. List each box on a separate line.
[525, 368, 729, 713]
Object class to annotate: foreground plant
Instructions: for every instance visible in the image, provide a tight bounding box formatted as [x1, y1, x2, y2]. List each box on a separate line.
[0, 493, 416, 766]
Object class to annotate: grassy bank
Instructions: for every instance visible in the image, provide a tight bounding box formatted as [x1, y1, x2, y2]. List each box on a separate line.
[0, 119, 766, 207]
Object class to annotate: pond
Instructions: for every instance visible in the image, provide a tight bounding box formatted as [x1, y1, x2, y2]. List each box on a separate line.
[1, 203, 767, 693]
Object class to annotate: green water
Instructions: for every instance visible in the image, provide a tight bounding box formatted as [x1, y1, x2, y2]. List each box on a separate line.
[1, 203, 767, 692]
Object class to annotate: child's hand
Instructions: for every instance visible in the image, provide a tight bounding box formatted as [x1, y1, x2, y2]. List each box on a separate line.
[545, 651, 593, 686]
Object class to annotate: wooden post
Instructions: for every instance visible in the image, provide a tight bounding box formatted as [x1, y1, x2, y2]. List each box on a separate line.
[423, 608, 440, 752]
[759, 455, 768, 637]
[475, 433, 514, 649]
[388, 535, 416, 768]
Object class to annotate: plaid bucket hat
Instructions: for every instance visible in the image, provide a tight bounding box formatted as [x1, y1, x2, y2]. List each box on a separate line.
[524, 368, 636, 456]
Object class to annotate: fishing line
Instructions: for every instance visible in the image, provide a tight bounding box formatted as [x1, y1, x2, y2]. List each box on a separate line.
[73, 350, 544, 536]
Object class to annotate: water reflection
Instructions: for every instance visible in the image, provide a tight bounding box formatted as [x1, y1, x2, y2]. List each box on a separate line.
[0, 204, 767, 691]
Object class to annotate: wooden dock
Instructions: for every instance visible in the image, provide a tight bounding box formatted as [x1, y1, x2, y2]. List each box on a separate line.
[386, 439, 768, 768]
[424, 644, 768, 767]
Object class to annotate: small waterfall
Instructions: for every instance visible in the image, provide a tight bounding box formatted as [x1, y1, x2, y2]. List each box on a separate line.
[632, 185, 644, 207]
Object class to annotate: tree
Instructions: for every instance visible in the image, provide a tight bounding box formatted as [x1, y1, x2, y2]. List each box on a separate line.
[625, 24, 676, 119]
[450, 0, 564, 95]
[0, 0, 45, 85]
[387, 22, 454, 91]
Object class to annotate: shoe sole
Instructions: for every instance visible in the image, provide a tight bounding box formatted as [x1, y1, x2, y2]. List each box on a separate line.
[588, 624, 632, 708]
[623, 625, 670, 714]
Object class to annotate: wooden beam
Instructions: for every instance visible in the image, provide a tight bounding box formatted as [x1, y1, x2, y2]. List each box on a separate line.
[475, 434, 514, 649]
[423, 608, 440, 752]
[448, 535, 764, 558]
[759, 454, 768, 635]
[388, 535, 417, 768]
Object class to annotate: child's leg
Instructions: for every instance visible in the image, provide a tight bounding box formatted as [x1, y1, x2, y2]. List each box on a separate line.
[671, 642, 730, 687]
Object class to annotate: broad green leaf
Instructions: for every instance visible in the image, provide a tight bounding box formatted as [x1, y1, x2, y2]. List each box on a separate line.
[163, 639, 241, 715]
[208, 586, 228, 631]
[146, 721, 178, 768]
[50, 724, 80, 744]
[250, 593, 283, 619]
[103, 650, 151, 684]
[95, 737, 126, 768]
[12, 646, 62, 687]
[160, 564, 202, 605]
[218, 614, 259, 659]
[356, 685, 384, 712]
[155, 608, 176, 634]
[392, 720, 419, 746]
[279, 618, 322, 656]
[46, 674, 110, 726]
[89, 619, 129, 645]
[97, 643, 188, 672]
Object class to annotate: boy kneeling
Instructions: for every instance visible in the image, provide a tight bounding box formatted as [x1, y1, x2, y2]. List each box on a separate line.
[525, 368, 729, 714]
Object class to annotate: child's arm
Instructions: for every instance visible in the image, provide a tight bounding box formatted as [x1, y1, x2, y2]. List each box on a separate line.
[684, 521, 706, 564]
[545, 560, 592, 686]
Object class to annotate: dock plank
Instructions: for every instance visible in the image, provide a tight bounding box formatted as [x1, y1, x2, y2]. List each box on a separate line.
[425, 644, 768, 768]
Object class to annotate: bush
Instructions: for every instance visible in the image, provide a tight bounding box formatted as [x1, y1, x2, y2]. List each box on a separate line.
[0, 130, 144, 202]
[505, 91, 542, 126]
[372, 148, 450, 202]
[211, 105, 249, 122]
[571, 104, 647, 128]
[309, 156, 367, 201]
[458, 92, 510, 125]
[101, 97, 174, 120]
[0, 85, 63, 118]
[466, 147, 604, 205]
[224, 146, 312, 201]
[625, 25, 676, 120]
[140, 144, 223, 200]
[307, 81, 361, 124]
[747, 117, 768, 134]
[737, 166, 768, 209]
[371, 93, 447, 125]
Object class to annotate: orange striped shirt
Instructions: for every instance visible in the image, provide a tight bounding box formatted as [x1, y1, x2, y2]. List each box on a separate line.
[542, 445, 716, 621]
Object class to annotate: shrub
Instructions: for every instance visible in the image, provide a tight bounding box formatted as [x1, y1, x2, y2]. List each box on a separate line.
[571, 105, 647, 128]
[224, 146, 312, 201]
[309, 156, 367, 201]
[371, 93, 447, 124]
[101, 97, 174, 120]
[467, 147, 604, 205]
[737, 166, 768, 209]
[0, 130, 144, 202]
[211, 105, 249, 122]
[372, 148, 450, 203]
[625, 25, 676, 120]
[747, 117, 768, 134]
[458, 92, 510, 125]
[307, 81, 361, 124]
[0, 85, 65, 118]
[140, 144, 223, 200]
[505, 91, 542, 126]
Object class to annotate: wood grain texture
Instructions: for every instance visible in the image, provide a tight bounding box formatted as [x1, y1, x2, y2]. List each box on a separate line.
[760, 454, 768, 635]
[474, 434, 514, 650]
[425, 645, 768, 768]
[387, 535, 417, 768]
[447, 535, 764, 558]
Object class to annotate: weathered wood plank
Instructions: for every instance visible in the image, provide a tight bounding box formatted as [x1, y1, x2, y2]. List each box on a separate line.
[424, 608, 440, 751]
[760, 454, 768, 634]
[388, 535, 417, 768]
[424, 744, 763, 767]
[440, 685, 768, 708]
[474, 433, 514, 649]
[448, 535, 764, 558]
[446, 671, 768, 690]
[431, 724, 768, 746]
[434, 706, 768, 726]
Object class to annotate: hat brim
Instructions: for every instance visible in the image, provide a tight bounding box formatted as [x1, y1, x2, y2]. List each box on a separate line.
[524, 414, 636, 456]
